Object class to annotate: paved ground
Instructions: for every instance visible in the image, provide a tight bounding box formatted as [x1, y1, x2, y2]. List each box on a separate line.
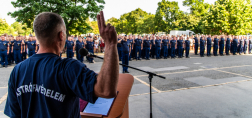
[0, 52, 252, 118]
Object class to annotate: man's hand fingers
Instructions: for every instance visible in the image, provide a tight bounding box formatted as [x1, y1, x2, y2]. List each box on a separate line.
[100, 11, 106, 29]
[97, 14, 101, 32]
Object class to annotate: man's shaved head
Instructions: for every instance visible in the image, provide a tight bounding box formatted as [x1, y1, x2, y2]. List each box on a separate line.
[33, 12, 65, 46]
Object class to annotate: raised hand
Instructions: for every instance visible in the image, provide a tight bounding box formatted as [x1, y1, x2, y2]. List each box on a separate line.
[97, 11, 117, 45]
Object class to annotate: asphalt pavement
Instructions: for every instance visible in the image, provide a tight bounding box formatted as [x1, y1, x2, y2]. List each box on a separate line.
[0, 52, 252, 118]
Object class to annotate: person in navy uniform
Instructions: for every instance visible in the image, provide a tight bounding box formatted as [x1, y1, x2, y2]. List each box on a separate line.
[119, 36, 130, 73]
[193, 35, 199, 55]
[162, 36, 169, 59]
[134, 35, 142, 60]
[200, 35, 206, 57]
[225, 35, 231, 55]
[239, 36, 244, 55]
[141, 36, 145, 59]
[219, 35, 225, 56]
[86, 37, 95, 63]
[26, 36, 37, 57]
[21, 36, 27, 61]
[75, 36, 85, 62]
[12, 36, 22, 64]
[170, 36, 177, 59]
[127, 35, 134, 61]
[244, 36, 248, 54]
[185, 36, 190, 58]
[150, 36, 155, 58]
[154, 36, 161, 59]
[177, 36, 184, 58]
[143, 35, 151, 60]
[7, 35, 14, 65]
[206, 35, 212, 56]
[232, 36, 238, 55]
[249, 36, 252, 54]
[117, 35, 123, 61]
[213, 35, 219, 56]
[65, 36, 75, 58]
[4, 11, 120, 118]
[0, 35, 9, 68]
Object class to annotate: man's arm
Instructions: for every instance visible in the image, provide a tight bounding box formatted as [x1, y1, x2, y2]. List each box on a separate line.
[95, 11, 119, 98]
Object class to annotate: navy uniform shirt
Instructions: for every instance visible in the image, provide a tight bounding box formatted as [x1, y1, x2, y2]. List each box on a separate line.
[143, 40, 150, 48]
[244, 39, 248, 45]
[75, 40, 84, 50]
[233, 39, 238, 46]
[200, 39, 205, 46]
[194, 37, 198, 44]
[0, 40, 9, 51]
[207, 37, 212, 45]
[155, 39, 161, 47]
[249, 39, 252, 45]
[214, 38, 219, 45]
[177, 40, 183, 47]
[86, 41, 94, 50]
[151, 40, 155, 47]
[9, 41, 12, 53]
[240, 39, 244, 46]
[4, 53, 98, 118]
[185, 40, 190, 47]
[117, 39, 122, 47]
[121, 40, 129, 53]
[135, 38, 142, 46]
[170, 40, 176, 47]
[66, 40, 74, 50]
[162, 39, 168, 46]
[26, 41, 37, 51]
[226, 38, 231, 45]
[127, 39, 133, 48]
[13, 40, 22, 50]
[220, 38, 225, 45]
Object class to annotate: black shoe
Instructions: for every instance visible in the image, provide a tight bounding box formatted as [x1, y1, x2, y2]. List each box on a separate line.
[125, 71, 129, 73]
[138, 59, 141, 61]
[195, 54, 199, 55]
[186, 56, 190, 58]
[129, 59, 132, 61]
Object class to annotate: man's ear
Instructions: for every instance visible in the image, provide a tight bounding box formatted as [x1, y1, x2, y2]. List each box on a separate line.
[58, 31, 64, 41]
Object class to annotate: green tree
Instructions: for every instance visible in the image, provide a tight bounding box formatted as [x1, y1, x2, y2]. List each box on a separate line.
[137, 14, 156, 34]
[0, 18, 9, 35]
[11, 22, 25, 35]
[155, 0, 181, 33]
[8, 0, 105, 35]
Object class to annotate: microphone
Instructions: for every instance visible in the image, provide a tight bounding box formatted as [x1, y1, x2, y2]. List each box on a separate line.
[78, 48, 101, 59]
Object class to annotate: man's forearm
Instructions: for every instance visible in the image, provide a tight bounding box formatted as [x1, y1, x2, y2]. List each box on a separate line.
[96, 45, 119, 98]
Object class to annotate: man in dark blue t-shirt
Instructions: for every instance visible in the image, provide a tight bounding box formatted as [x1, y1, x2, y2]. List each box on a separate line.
[65, 36, 74, 58]
[5, 11, 119, 118]
[26, 36, 37, 57]
[0, 35, 9, 67]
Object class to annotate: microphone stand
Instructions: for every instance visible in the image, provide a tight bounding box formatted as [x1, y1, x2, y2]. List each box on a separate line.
[89, 54, 166, 118]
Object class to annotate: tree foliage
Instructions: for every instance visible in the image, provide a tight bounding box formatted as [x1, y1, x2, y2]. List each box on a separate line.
[8, 0, 105, 35]
[0, 19, 9, 35]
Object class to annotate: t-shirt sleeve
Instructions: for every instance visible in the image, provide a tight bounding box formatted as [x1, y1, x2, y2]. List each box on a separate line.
[4, 68, 21, 118]
[64, 60, 98, 103]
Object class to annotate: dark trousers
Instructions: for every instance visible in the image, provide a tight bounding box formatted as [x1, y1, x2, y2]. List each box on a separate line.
[28, 50, 35, 57]
[162, 46, 168, 58]
[76, 49, 83, 63]
[122, 52, 129, 72]
[145, 47, 150, 59]
[207, 44, 211, 56]
[213, 45, 218, 55]
[8, 52, 13, 64]
[14, 50, 21, 64]
[219, 44, 224, 55]
[249, 44, 252, 53]
[0, 50, 8, 66]
[171, 47, 175, 58]
[141, 48, 145, 58]
[129, 46, 133, 60]
[244, 45, 248, 54]
[233, 45, 237, 55]
[117, 47, 122, 60]
[195, 43, 198, 54]
[168, 47, 171, 57]
[155, 47, 161, 59]
[186, 47, 190, 57]
[135, 46, 141, 60]
[87, 49, 94, 62]
[200, 45, 205, 56]
[225, 44, 230, 55]
[67, 49, 74, 58]
[22, 52, 27, 61]
[150, 46, 155, 58]
[178, 46, 183, 57]
[239, 45, 244, 54]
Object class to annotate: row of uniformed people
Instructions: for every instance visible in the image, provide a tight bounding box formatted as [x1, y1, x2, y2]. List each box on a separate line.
[0, 35, 38, 68]
[193, 35, 252, 57]
[64, 36, 98, 63]
[117, 35, 192, 73]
